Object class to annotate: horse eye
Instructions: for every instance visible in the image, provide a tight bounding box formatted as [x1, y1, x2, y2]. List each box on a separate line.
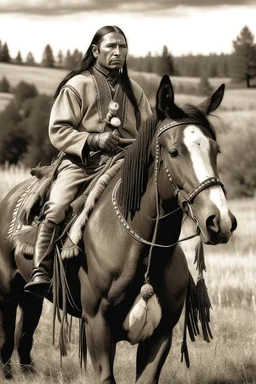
[170, 148, 179, 158]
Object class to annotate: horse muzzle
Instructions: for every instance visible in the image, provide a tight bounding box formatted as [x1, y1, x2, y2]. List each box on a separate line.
[198, 209, 237, 245]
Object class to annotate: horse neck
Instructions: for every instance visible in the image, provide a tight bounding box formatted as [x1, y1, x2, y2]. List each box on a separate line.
[127, 165, 182, 244]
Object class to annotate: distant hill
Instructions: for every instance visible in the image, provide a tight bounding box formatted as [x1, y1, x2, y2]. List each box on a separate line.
[0, 62, 231, 95]
[0, 63, 68, 95]
[0, 62, 243, 112]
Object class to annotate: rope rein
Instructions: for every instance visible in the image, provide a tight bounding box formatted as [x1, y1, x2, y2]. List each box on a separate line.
[112, 179, 199, 249]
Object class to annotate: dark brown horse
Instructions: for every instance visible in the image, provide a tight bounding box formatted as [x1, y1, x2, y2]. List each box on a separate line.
[0, 75, 236, 383]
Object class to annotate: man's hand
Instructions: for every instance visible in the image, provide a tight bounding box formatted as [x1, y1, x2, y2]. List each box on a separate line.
[98, 132, 120, 151]
[87, 132, 120, 151]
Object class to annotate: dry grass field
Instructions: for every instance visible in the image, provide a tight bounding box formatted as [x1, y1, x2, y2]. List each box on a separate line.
[0, 63, 255, 383]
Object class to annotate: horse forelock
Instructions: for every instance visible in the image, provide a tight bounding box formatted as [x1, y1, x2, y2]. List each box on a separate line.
[119, 114, 158, 220]
[183, 104, 216, 141]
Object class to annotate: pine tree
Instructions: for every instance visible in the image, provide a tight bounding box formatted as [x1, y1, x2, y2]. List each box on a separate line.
[64, 49, 74, 69]
[26, 52, 35, 66]
[15, 51, 23, 65]
[42, 44, 54, 68]
[0, 76, 11, 92]
[155, 45, 175, 76]
[1, 42, 11, 63]
[72, 49, 83, 67]
[198, 70, 213, 96]
[229, 26, 256, 86]
[144, 52, 153, 73]
[57, 50, 64, 68]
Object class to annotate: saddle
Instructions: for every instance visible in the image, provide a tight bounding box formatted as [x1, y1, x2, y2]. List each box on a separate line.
[8, 153, 124, 260]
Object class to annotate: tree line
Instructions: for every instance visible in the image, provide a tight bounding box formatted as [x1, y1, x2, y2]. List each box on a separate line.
[1, 26, 256, 85]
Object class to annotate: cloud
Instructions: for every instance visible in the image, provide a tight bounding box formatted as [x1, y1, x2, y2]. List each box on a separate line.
[0, 0, 256, 16]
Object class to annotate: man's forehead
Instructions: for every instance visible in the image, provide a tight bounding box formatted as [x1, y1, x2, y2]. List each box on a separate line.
[101, 32, 126, 44]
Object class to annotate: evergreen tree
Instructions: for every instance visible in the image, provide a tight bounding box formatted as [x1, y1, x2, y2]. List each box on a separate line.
[42, 44, 54, 67]
[64, 49, 74, 69]
[145, 52, 153, 73]
[198, 70, 213, 96]
[26, 52, 36, 66]
[155, 45, 175, 76]
[1, 42, 11, 63]
[0, 76, 11, 93]
[229, 26, 256, 86]
[57, 49, 64, 67]
[15, 50, 23, 65]
[72, 49, 83, 67]
[207, 54, 218, 78]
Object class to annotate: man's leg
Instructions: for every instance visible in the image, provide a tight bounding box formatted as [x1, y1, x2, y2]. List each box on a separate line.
[24, 161, 87, 298]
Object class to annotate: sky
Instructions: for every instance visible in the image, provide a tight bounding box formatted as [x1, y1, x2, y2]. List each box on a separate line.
[0, 0, 256, 62]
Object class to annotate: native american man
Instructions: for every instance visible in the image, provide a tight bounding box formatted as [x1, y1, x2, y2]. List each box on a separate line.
[24, 25, 152, 297]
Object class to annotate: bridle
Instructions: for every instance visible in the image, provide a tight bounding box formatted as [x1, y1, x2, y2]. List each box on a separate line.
[157, 119, 226, 207]
[112, 117, 226, 248]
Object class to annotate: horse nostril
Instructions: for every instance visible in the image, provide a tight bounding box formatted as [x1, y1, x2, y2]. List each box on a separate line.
[231, 215, 237, 232]
[206, 215, 220, 234]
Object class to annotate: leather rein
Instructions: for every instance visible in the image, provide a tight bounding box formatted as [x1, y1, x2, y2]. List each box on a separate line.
[112, 118, 225, 248]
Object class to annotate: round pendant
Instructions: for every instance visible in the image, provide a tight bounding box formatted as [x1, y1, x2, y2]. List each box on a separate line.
[110, 117, 121, 127]
[108, 101, 119, 113]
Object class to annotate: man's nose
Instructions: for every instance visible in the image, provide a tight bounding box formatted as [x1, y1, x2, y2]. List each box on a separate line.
[114, 46, 121, 56]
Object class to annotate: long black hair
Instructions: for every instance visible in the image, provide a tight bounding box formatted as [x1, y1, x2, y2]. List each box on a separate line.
[53, 25, 141, 127]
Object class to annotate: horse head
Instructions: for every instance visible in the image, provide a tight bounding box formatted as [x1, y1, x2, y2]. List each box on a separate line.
[155, 75, 237, 245]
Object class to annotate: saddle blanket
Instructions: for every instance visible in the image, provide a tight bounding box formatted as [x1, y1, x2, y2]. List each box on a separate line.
[8, 158, 124, 260]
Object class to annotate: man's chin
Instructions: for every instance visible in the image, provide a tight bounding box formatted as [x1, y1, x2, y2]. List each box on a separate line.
[109, 62, 123, 69]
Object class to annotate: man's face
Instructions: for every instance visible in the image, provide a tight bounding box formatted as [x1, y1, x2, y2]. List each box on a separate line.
[92, 32, 128, 73]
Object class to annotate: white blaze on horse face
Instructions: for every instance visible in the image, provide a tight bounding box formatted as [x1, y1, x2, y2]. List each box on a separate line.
[183, 125, 229, 218]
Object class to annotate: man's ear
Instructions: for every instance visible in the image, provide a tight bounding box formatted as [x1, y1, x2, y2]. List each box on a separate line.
[91, 44, 98, 58]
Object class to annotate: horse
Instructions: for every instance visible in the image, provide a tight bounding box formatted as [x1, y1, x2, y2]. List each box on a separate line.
[0, 75, 237, 383]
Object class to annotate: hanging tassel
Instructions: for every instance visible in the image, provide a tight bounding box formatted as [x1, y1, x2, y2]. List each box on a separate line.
[194, 239, 207, 274]
[194, 239, 213, 343]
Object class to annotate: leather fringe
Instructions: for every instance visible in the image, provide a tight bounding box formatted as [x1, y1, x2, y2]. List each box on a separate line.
[195, 278, 213, 342]
[52, 244, 80, 360]
[79, 318, 87, 369]
[194, 239, 213, 343]
[181, 272, 199, 368]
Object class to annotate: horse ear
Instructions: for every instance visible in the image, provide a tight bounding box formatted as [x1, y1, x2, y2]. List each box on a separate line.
[197, 84, 225, 114]
[156, 75, 174, 120]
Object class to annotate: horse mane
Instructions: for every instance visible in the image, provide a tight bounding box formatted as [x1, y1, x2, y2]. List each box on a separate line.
[119, 114, 158, 220]
[119, 104, 216, 220]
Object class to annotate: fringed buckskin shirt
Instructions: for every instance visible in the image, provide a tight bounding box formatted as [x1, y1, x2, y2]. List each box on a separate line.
[49, 68, 152, 163]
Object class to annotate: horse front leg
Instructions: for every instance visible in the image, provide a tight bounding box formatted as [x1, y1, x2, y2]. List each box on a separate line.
[16, 292, 44, 370]
[136, 322, 173, 384]
[85, 310, 116, 384]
